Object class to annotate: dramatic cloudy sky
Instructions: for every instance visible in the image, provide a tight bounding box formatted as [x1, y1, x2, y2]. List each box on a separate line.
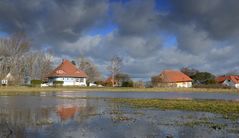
[0, 0, 239, 79]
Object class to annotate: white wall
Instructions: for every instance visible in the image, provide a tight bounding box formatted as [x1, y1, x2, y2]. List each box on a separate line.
[48, 77, 87, 86]
[223, 80, 239, 88]
[223, 80, 236, 88]
[176, 82, 192, 88]
[235, 83, 239, 89]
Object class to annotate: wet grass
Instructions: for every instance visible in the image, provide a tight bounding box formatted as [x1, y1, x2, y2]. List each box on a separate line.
[183, 120, 226, 130]
[0, 86, 238, 94]
[111, 98, 239, 120]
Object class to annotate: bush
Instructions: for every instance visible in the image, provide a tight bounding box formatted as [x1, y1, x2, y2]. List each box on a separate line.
[122, 81, 134, 87]
[53, 81, 64, 87]
[31, 80, 43, 87]
[193, 84, 231, 89]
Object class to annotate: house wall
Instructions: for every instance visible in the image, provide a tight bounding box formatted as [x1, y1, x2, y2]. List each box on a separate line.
[223, 80, 236, 88]
[48, 77, 87, 86]
[155, 81, 192, 88]
[235, 83, 239, 89]
[1, 80, 8, 85]
[176, 82, 192, 88]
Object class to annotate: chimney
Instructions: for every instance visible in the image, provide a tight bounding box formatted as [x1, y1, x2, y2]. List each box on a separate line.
[62, 59, 65, 62]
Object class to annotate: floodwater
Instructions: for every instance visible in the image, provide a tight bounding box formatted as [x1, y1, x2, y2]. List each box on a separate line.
[53, 91, 239, 101]
[0, 91, 239, 138]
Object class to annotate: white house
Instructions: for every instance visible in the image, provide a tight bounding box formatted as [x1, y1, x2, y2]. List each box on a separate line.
[1, 73, 14, 86]
[216, 75, 239, 88]
[47, 59, 87, 86]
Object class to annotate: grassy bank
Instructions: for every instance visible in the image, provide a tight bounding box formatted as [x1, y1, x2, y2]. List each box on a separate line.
[0, 86, 238, 94]
[112, 98, 239, 120]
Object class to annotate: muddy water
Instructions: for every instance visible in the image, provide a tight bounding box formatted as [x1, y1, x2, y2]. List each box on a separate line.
[0, 92, 238, 138]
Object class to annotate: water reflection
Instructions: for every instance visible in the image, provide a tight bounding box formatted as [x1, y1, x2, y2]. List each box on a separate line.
[0, 94, 238, 138]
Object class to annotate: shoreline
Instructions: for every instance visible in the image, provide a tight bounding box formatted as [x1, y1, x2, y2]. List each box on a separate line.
[0, 86, 238, 94]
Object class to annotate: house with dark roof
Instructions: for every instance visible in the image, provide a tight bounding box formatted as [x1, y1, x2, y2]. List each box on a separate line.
[215, 75, 239, 88]
[47, 59, 87, 86]
[154, 70, 192, 88]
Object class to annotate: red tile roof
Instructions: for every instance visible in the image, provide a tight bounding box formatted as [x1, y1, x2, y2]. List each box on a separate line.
[105, 76, 114, 83]
[48, 59, 87, 78]
[159, 70, 192, 83]
[216, 75, 239, 84]
[215, 76, 227, 83]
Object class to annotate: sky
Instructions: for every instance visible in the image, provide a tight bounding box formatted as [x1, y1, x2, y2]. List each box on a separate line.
[0, 0, 239, 79]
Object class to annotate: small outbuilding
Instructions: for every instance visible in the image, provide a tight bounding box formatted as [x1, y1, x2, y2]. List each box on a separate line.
[104, 76, 119, 87]
[1, 73, 14, 86]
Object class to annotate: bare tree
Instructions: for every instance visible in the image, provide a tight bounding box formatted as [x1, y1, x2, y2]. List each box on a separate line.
[0, 33, 53, 85]
[0, 33, 30, 84]
[77, 57, 101, 83]
[107, 56, 122, 87]
[23, 50, 53, 81]
[151, 75, 162, 87]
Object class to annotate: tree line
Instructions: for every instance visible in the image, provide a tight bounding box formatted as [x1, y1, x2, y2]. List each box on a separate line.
[0, 33, 134, 87]
[0, 33, 52, 85]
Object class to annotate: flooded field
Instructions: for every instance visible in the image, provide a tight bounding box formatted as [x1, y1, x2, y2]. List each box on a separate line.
[0, 91, 239, 138]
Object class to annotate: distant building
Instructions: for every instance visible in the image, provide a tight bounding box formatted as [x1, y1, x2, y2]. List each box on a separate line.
[216, 75, 239, 88]
[1, 73, 14, 86]
[153, 70, 192, 88]
[47, 59, 87, 86]
[104, 76, 119, 87]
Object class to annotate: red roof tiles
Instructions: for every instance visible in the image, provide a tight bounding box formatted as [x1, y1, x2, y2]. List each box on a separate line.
[48, 59, 87, 78]
[216, 75, 239, 84]
[159, 70, 192, 83]
[105, 76, 114, 83]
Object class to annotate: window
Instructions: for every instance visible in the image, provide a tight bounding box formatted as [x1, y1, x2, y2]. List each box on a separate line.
[80, 78, 84, 83]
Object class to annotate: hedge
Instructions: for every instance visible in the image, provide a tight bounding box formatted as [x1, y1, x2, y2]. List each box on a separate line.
[53, 81, 64, 87]
[31, 80, 43, 87]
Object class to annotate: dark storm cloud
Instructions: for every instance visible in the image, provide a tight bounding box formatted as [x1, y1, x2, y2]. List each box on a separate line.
[112, 0, 160, 36]
[169, 0, 239, 40]
[0, 0, 108, 44]
[0, 0, 239, 78]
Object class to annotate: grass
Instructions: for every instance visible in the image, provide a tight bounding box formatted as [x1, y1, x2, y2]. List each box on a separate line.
[111, 98, 239, 120]
[0, 86, 238, 94]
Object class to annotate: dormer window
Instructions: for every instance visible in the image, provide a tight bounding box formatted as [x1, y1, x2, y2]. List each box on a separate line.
[56, 70, 65, 74]
[76, 71, 80, 74]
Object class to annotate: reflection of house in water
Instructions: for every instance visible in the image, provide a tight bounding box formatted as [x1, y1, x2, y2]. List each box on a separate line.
[56, 99, 97, 122]
[57, 105, 78, 121]
[0, 95, 104, 137]
[55, 91, 88, 98]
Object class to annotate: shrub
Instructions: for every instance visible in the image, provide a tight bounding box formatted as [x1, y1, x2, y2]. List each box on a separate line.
[31, 80, 43, 87]
[122, 81, 134, 87]
[193, 84, 231, 89]
[53, 81, 64, 87]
